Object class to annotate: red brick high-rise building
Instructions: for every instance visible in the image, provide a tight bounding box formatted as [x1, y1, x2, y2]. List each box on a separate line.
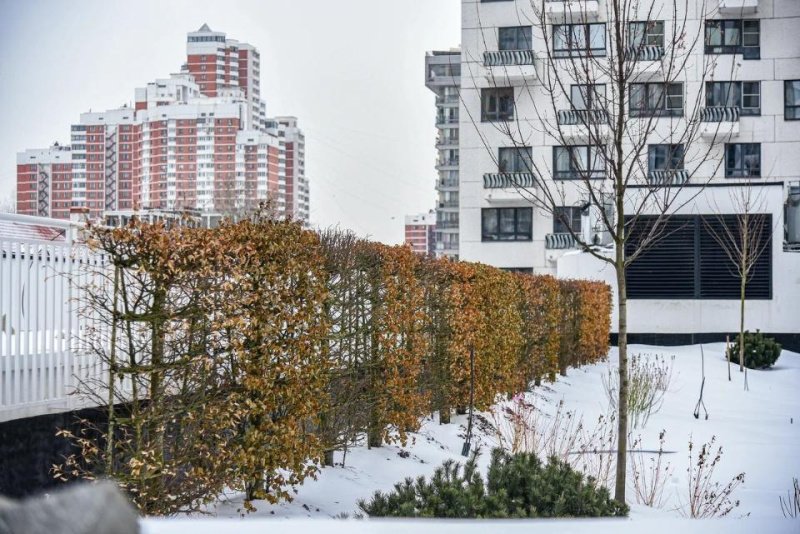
[17, 25, 307, 225]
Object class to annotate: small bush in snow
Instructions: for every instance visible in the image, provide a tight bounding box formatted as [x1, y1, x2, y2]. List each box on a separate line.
[682, 436, 745, 518]
[727, 330, 782, 370]
[603, 354, 673, 429]
[357, 449, 628, 518]
[630, 430, 673, 508]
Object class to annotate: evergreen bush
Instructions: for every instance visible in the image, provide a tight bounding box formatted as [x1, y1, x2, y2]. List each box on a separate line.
[358, 449, 628, 518]
[727, 330, 782, 369]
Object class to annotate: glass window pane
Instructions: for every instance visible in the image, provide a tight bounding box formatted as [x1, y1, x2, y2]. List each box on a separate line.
[516, 209, 532, 237]
[723, 21, 741, 46]
[630, 84, 644, 111]
[706, 22, 721, 46]
[571, 25, 586, 49]
[786, 81, 800, 105]
[482, 210, 498, 237]
[629, 22, 645, 48]
[571, 85, 588, 110]
[555, 147, 571, 173]
[590, 24, 605, 50]
[554, 25, 568, 50]
[648, 84, 665, 110]
[500, 208, 516, 234]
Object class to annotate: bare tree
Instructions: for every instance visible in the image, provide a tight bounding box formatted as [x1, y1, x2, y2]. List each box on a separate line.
[703, 183, 773, 372]
[462, 0, 736, 502]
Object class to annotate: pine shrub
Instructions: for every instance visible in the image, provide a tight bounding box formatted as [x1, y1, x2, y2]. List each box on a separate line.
[358, 449, 628, 518]
[727, 330, 782, 369]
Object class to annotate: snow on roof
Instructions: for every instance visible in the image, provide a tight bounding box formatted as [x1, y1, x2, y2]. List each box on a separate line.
[0, 220, 67, 242]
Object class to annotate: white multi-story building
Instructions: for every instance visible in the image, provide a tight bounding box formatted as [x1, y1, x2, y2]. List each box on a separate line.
[425, 49, 462, 259]
[449, 0, 800, 347]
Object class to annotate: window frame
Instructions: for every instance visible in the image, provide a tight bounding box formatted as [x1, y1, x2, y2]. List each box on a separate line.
[553, 206, 583, 234]
[629, 83, 684, 117]
[481, 207, 533, 242]
[570, 84, 606, 111]
[648, 144, 685, 173]
[553, 145, 606, 180]
[498, 146, 533, 173]
[724, 143, 761, 178]
[553, 23, 606, 58]
[498, 26, 532, 51]
[784, 80, 800, 120]
[481, 87, 515, 122]
[629, 20, 665, 49]
[705, 81, 761, 116]
[705, 19, 760, 59]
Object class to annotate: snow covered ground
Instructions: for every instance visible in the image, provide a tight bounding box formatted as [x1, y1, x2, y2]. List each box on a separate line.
[144, 343, 800, 531]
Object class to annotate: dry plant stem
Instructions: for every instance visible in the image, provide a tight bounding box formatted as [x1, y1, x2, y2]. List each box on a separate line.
[779, 477, 800, 518]
[683, 436, 745, 518]
[630, 430, 673, 507]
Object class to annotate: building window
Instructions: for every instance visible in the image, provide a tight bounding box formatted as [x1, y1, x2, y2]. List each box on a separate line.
[629, 20, 665, 49]
[553, 145, 605, 180]
[785, 80, 800, 120]
[571, 84, 606, 110]
[481, 207, 533, 241]
[648, 144, 685, 172]
[725, 143, 761, 178]
[481, 88, 515, 122]
[498, 147, 532, 173]
[630, 83, 683, 117]
[626, 215, 772, 299]
[706, 81, 760, 115]
[705, 19, 760, 59]
[553, 23, 606, 57]
[499, 26, 532, 50]
[553, 206, 582, 234]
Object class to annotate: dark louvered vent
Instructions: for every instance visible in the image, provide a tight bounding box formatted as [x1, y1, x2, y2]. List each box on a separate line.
[699, 214, 772, 299]
[625, 216, 696, 298]
[625, 214, 772, 300]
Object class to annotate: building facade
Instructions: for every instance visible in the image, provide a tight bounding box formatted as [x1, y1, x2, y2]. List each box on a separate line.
[404, 210, 437, 256]
[446, 0, 800, 344]
[425, 49, 462, 259]
[17, 25, 308, 225]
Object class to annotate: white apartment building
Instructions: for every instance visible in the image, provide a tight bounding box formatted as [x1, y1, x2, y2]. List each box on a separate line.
[453, 0, 800, 347]
[425, 49, 462, 259]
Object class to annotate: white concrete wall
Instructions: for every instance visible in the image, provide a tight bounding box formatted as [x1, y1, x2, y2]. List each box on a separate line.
[556, 184, 800, 335]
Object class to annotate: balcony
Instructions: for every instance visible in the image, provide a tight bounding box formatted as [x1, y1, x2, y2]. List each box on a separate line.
[648, 169, 689, 186]
[436, 116, 459, 128]
[438, 177, 459, 190]
[625, 45, 665, 79]
[544, 0, 600, 23]
[483, 172, 536, 189]
[436, 94, 460, 107]
[545, 233, 577, 250]
[699, 106, 740, 139]
[718, 0, 759, 15]
[438, 199, 459, 209]
[483, 50, 536, 85]
[556, 109, 609, 141]
[484, 173, 535, 203]
[436, 136, 459, 149]
[436, 158, 460, 170]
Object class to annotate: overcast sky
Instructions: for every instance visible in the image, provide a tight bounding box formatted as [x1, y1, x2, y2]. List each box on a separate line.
[0, 0, 461, 244]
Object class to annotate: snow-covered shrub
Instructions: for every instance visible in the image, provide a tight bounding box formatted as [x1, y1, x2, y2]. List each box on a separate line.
[727, 330, 782, 369]
[603, 354, 673, 429]
[682, 436, 745, 518]
[357, 449, 628, 518]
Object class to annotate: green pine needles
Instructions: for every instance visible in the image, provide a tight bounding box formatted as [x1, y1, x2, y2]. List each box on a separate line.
[358, 449, 628, 518]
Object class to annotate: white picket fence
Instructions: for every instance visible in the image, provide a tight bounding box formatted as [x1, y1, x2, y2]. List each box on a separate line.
[0, 213, 110, 422]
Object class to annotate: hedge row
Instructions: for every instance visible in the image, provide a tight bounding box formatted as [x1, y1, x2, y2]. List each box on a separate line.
[63, 216, 611, 514]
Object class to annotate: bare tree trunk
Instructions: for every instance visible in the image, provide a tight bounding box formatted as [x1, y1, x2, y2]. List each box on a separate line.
[105, 265, 120, 475]
[614, 251, 629, 504]
[739, 237, 747, 373]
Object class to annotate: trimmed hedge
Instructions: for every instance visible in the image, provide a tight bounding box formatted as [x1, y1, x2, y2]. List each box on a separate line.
[727, 330, 782, 369]
[70, 219, 612, 513]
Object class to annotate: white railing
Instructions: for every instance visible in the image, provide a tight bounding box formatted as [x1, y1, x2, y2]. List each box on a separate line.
[0, 213, 113, 422]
